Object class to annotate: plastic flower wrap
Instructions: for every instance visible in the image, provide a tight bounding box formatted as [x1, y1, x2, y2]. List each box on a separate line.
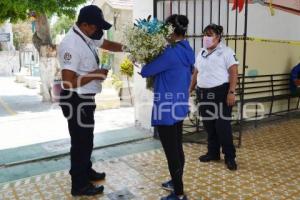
[123, 16, 173, 89]
[100, 50, 113, 70]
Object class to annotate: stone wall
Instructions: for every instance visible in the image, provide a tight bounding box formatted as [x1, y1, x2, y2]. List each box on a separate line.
[0, 51, 20, 76]
[133, 0, 154, 131]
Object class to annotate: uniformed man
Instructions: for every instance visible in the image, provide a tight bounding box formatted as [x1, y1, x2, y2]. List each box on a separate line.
[58, 5, 123, 196]
[190, 24, 239, 171]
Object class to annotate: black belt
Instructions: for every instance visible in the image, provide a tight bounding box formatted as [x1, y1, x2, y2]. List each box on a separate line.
[61, 90, 96, 98]
[80, 93, 96, 97]
[197, 83, 229, 92]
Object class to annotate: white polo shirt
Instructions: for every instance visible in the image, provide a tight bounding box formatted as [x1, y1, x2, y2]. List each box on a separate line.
[195, 43, 239, 88]
[58, 25, 104, 94]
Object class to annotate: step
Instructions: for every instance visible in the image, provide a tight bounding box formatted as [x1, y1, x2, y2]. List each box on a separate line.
[96, 88, 121, 110]
[24, 76, 40, 89]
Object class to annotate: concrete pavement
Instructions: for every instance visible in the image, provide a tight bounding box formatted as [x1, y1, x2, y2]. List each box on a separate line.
[0, 76, 136, 150]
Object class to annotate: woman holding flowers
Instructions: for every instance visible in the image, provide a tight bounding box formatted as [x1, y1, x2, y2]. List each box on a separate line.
[140, 14, 195, 200]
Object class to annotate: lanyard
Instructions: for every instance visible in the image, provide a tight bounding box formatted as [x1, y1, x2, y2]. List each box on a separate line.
[201, 48, 218, 58]
[73, 28, 100, 65]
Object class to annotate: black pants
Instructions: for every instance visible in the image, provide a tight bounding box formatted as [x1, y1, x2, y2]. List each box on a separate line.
[157, 121, 185, 195]
[60, 90, 96, 189]
[197, 83, 236, 160]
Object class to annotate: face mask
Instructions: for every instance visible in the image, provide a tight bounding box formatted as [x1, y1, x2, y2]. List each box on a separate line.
[93, 37, 104, 47]
[203, 36, 214, 49]
[90, 29, 104, 40]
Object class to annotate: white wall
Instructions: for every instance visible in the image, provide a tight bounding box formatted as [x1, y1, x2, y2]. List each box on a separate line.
[0, 51, 20, 76]
[133, 0, 153, 19]
[233, 3, 300, 40]
[133, 0, 154, 131]
[0, 23, 17, 76]
[0, 22, 15, 51]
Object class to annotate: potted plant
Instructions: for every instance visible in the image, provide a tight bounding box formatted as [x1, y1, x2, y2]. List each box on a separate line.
[120, 58, 134, 105]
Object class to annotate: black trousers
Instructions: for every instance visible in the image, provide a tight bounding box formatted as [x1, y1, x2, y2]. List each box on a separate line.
[60, 90, 96, 189]
[157, 121, 185, 195]
[196, 83, 236, 160]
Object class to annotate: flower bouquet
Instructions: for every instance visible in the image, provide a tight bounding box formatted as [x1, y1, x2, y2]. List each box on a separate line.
[123, 15, 173, 90]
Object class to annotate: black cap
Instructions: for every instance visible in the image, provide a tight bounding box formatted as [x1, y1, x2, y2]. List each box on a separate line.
[77, 5, 112, 30]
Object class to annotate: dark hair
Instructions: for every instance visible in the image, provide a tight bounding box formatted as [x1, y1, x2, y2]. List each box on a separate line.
[165, 14, 189, 36]
[203, 24, 223, 41]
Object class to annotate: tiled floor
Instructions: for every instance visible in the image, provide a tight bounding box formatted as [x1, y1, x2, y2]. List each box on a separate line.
[1, 118, 300, 200]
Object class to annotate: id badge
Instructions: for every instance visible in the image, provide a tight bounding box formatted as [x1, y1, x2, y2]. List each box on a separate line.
[100, 51, 112, 70]
[100, 63, 111, 70]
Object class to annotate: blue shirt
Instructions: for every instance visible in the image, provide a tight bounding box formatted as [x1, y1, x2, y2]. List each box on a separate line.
[290, 63, 300, 94]
[141, 40, 195, 126]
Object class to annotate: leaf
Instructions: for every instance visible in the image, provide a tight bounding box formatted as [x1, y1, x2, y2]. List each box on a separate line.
[0, 0, 85, 22]
[147, 15, 152, 22]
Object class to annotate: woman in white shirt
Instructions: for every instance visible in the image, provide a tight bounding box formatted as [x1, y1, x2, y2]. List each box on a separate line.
[190, 24, 238, 171]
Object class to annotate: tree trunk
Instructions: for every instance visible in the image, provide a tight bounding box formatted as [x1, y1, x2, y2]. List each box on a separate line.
[32, 13, 52, 53]
[127, 76, 133, 105]
[32, 13, 58, 102]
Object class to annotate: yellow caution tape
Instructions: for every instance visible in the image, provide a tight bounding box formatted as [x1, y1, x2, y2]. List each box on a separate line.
[224, 36, 300, 46]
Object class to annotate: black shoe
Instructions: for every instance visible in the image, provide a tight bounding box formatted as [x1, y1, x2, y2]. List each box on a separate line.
[71, 183, 104, 196]
[89, 171, 106, 181]
[161, 180, 174, 191]
[199, 154, 220, 162]
[225, 159, 237, 171]
[161, 192, 188, 200]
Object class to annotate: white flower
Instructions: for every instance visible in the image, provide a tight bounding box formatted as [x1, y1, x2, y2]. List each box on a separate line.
[122, 23, 173, 65]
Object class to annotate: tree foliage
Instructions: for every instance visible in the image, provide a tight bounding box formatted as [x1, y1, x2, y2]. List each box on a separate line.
[0, 0, 87, 23]
[51, 15, 75, 38]
[0, 0, 87, 52]
[12, 22, 33, 50]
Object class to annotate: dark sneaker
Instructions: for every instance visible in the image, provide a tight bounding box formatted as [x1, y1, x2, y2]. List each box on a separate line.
[161, 180, 174, 191]
[71, 183, 104, 196]
[199, 154, 220, 162]
[225, 159, 237, 171]
[88, 170, 106, 181]
[161, 192, 187, 200]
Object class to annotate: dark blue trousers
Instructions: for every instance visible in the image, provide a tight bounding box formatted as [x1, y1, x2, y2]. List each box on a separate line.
[60, 90, 96, 189]
[157, 121, 185, 195]
[197, 83, 236, 160]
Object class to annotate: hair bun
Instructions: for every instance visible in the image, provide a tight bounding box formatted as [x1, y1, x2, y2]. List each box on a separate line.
[218, 25, 223, 34]
[177, 15, 189, 28]
[165, 14, 189, 36]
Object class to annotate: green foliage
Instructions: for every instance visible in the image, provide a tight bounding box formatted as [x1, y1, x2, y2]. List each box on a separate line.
[13, 22, 33, 50]
[0, 0, 86, 23]
[111, 74, 123, 91]
[51, 15, 75, 38]
[120, 58, 134, 77]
